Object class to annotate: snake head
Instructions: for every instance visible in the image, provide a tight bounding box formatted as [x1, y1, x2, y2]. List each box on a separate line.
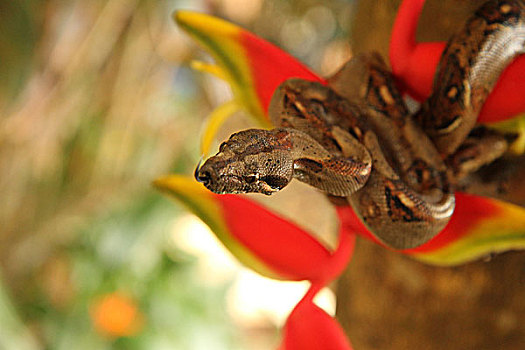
[195, 129, 294, 195]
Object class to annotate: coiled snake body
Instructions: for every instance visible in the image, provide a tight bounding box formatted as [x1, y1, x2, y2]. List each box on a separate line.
[196, 0, 525, 249]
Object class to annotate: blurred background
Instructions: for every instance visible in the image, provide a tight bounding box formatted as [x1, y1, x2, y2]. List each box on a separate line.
[0, 0, 356, 348]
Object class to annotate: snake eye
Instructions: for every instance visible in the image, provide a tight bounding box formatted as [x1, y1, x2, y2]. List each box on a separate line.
[244, 174, 258, 184]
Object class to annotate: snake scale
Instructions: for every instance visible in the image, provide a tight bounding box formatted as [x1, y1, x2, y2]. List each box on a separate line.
[195, 0, 525, 249]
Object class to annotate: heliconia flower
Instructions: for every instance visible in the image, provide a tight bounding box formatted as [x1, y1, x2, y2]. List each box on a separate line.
[154, 175, 354, 284]
[155, 175, 354, 349]
[390, 0, 525, 123]
[162, 8, 525, 350]
[175, 11, 324, 156]
[90, 292, 144, 338]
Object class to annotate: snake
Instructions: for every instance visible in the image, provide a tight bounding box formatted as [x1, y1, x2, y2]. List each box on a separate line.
[194, 0, 525, 249]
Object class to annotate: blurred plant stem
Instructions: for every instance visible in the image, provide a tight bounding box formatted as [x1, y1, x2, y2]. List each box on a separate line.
[0, 274, 40, 350]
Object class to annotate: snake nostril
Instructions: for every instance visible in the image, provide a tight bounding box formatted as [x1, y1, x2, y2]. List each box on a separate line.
[195, 167, 212, 185]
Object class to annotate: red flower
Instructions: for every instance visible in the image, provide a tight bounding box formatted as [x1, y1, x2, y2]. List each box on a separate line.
[390, 0, 525, 122]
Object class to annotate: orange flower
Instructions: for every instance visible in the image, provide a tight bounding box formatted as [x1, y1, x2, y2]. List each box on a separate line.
[90, 292, 144, 338]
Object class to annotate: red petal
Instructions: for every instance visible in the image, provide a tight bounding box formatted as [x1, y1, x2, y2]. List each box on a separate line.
[389, 0, 442, 101]
[481, 62, 525, 122]
[280, 284, 353, 350]
[175, 11, 324, 124]
[240, 31, 325, 113]
[218, 194, 354, 283]
[390, 0, 525, 122]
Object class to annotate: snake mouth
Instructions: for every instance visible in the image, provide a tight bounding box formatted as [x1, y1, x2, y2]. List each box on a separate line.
[196, 171, 277, 196]
[196, 168, 245, 194]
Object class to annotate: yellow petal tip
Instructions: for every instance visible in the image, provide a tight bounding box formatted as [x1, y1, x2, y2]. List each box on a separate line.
[173, 9, 269, 127]
[151, 176, 170, 190]
[152, 175, 201, 196]
[173, 10, 239, 38]
[190, 61, 227, 80]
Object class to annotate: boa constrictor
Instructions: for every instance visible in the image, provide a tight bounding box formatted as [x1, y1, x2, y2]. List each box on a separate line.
[195, 0, 525, 249]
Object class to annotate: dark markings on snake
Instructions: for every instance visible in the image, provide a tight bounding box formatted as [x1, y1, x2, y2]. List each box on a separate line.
[295, 158, 323, 173]
[384, 186, 423, 223]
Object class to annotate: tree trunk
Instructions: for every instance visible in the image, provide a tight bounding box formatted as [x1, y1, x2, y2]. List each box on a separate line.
[336, 1, 525, 349]
[337, 238, 525, 349]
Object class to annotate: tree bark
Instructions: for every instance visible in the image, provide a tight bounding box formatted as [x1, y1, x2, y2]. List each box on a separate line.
[337, 239, 525, 349]
[336, 1, 525, 349]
